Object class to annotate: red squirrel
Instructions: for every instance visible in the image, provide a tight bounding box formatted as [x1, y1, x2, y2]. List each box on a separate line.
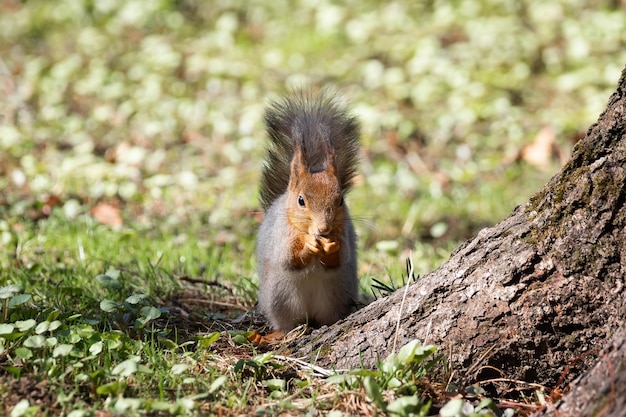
[256, 91, 360, 332]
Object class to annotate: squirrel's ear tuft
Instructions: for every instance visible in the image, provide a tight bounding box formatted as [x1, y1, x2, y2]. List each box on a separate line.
[290, 146, 308, 177]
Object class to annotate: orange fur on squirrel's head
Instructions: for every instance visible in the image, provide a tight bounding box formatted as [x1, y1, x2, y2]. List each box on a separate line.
[286, 146, 346, 238]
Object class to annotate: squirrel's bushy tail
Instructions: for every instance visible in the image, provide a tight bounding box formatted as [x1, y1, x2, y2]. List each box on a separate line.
[260, 90, 360, 210]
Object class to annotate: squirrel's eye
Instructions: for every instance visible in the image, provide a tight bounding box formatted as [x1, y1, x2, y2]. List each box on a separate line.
[298, 195, 305, 207]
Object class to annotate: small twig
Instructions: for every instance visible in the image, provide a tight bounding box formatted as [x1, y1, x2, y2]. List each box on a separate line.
[392, 251, 414, 354]
[476, 377, 548, 391]
[423, 318, 432, 346]
[178, 275, 231, 291]
[177, 297, 247, 311]
[554, 348, 598, 393]
[496, 400, 545, 411]
[273, 355, 335, 377]
[466, 343, 499, 379]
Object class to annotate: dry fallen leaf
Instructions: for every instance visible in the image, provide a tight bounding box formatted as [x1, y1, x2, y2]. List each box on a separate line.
[520, 126, 561, 169]
[91, 202, 123, 228]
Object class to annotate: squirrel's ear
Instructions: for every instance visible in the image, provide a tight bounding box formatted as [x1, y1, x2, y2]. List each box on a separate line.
[325, 145, 338, 176]
[290, 147, 308, 181]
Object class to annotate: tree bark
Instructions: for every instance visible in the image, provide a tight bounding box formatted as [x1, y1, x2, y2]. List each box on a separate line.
[532, 326, 626, 417]
[288, 66, 626, 403]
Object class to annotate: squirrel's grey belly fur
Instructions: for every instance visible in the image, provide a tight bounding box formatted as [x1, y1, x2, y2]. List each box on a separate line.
[257, 194, 357, 331]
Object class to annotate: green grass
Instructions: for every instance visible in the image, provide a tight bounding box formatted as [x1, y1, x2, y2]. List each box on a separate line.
[1, 0, 625, 415]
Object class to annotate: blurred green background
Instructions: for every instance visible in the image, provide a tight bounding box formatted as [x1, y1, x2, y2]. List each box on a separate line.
[1, 0, 625, 285]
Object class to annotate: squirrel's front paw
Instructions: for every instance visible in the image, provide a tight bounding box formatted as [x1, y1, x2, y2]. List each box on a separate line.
[304, 234, 323, 255]
[318, 236, 340, 255]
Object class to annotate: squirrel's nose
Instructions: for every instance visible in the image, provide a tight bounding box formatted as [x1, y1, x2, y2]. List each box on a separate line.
[317, 224, 332, 236]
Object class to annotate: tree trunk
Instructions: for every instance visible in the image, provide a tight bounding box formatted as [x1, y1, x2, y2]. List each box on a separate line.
[288, 66, 626, 405]
[532, 326, 626, 417]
